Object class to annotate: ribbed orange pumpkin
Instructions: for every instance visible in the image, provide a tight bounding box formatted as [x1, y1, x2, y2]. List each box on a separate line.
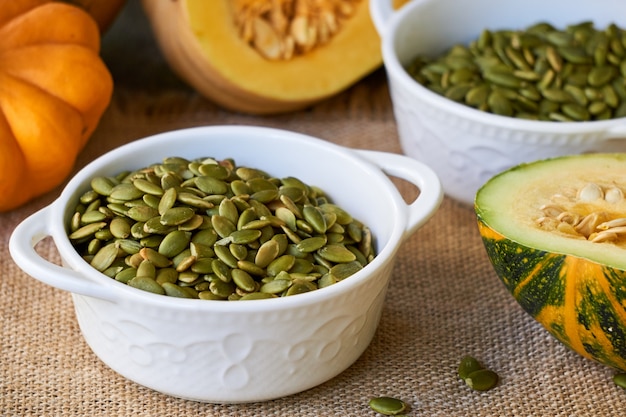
[0, 0, 113, 212]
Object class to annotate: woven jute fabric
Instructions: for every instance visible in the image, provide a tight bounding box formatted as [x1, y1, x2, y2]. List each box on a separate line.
[2, 2, 626, 416]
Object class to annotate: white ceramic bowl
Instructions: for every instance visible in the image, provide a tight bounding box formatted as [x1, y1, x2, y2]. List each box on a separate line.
[371, 0, 626, 205]
[9, 125, 442, 403]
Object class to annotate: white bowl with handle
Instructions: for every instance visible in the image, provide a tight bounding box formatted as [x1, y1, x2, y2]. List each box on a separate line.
[371, 0, 626, 205]
[9, 125, 442, 403]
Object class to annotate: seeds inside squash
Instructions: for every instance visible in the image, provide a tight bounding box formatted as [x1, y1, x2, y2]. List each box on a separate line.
[141, 0, 408, 114]
[475, 153, 626, 371]
[233, 0, 361, 61]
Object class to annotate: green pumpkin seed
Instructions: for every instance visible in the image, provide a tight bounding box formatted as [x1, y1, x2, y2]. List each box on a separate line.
[253, 239, 280, 268]
[588, 66, 616, 87]
[229, 229, 262, 245]
[155, 267, 179, 285]
[296, 236, 327, 253]
[231, 268, 256, 292]
[132, 178, 164, 196]
[109, 183, 143, 201]
[136, 259, 156, 279]
[487, 90, 513, 116]
[212, 215, 236, 238]
[285, 279, 316, 296]
[128, 276, 165, 295]
[260, 278, 292, 294]
[139, 247, 172, 268]
[162, 282, 195, 298]
[195, 176, 229, 195]
[464, 369, 499, 391]
[613, 373, 626, 389]
[209, 279, 235, 298]
[80, 210, 108, 224]
[483, 70, 522, 89]
[198, 163, 229, 179]
[91, 176, 115, 196]
[158, 230, 191, 258]
[329, 261, 362, 280]
[69, 221, 107, 240]
[368, 396, 408, 416]
[161, 206, 195, 226]
[562, 102, 590, 121]
[457, 355, 483, 379]
[143, 217, 175, 235]
[239, 292, 275, 300]
[115, 267, 136, 283]
[127, 205, 159, 222]
[90, 243, 119, 272]
[266, 254, 296, 276]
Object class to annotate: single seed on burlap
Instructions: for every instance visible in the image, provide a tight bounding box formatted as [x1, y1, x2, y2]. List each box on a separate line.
[464, 369, 499, 391]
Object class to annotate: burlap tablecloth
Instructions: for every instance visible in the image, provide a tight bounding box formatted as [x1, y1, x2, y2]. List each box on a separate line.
[2, 2, 626, 416]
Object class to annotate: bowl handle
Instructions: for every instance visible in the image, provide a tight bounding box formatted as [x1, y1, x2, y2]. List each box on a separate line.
[604, 124, 626, 140]
[9, 207, 117, 302]
[355, 150, 443, 238]
[369, 0, 395, 36]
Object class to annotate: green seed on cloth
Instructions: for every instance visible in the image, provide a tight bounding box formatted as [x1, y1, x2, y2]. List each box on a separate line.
[368, 396, 408, 415]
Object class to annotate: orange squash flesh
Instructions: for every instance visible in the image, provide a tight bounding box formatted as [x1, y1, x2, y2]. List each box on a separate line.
[141, 0, 407, 114]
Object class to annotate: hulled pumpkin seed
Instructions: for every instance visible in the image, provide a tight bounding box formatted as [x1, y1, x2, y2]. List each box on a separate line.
[68, 156, 375, 300]
[457, 355, 483, 379]
[613, 373, 626, 389]
[464, 369, 499, 391]
[90, 243, 119, 272]
[128, 276, 165, 295]
[458, 356, 499, 391]
[368, 396, 408, 416]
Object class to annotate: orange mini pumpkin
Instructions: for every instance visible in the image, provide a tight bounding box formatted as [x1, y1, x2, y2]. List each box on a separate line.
[0, 0, 113, 212]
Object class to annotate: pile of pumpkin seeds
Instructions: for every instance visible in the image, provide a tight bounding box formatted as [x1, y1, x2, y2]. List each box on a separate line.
[68, 156, 375, 300]
[406, 21, 626, 121]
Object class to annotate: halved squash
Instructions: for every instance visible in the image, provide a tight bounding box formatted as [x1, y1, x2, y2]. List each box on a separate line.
[141, 0, 408, 114]
[475, 154, 626, 371]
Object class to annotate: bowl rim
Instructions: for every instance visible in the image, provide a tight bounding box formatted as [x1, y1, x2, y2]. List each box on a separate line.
[380, 0, 626, 135]
[47, 125, 415, 312]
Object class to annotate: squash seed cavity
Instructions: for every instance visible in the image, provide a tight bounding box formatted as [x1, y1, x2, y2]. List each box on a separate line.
[233, 0, 361, 60]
